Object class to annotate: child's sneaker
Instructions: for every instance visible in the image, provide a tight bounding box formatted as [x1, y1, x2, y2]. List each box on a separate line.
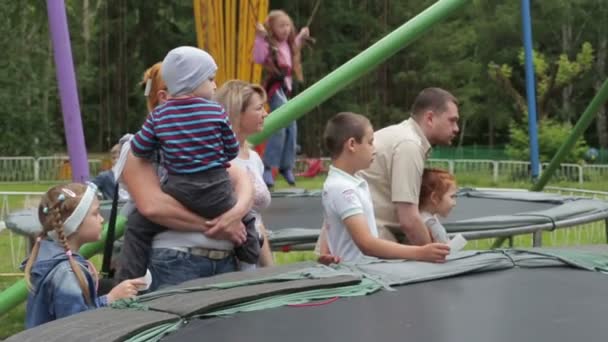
[263, 167, 274, 189]
[279, 168, 296, 186]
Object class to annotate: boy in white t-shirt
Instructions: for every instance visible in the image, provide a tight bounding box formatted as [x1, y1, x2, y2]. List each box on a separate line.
[321, 112, 450, 263]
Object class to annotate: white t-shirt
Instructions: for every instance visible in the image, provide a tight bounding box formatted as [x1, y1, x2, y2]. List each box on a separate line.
[421, 211, 449, 243]
[322, 165, 379, 262]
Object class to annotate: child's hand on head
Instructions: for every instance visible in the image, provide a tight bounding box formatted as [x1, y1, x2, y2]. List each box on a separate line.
[107, 278, 147, 303]
[417, 243, 450, 263]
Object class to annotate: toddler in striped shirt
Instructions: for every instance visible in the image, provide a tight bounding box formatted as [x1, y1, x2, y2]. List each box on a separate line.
[124, 47, 259, 280]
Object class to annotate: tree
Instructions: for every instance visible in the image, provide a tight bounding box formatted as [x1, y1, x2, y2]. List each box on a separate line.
[0, 0, 606, 156]
[488, 42, 594, 121]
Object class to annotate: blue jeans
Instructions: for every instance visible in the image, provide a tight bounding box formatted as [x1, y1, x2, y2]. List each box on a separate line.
[148, 248, 237, 291]
[262, 89, 297, 170]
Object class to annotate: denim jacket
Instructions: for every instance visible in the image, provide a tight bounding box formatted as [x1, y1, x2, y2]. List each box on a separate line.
[23, 240, 108, 329]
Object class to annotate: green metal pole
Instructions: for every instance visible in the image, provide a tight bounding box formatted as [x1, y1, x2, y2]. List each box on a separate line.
[0, 216, 127, 316]
[249, 0, 470, 145]
[531, 78, 608, 191]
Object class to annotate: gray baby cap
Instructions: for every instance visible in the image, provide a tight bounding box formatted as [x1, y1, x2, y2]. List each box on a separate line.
[162, 46, 218, 96]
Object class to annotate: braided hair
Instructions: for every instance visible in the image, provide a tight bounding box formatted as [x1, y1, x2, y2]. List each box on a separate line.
[24, 183, 93, 305]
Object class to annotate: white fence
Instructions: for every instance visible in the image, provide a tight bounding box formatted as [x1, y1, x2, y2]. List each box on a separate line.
[0, 156, 606, 184]
[426, 159, 598, 184]
[293, 157, 606, 185]
[1, 187, 607, 269]
[0, 156, 102, 183]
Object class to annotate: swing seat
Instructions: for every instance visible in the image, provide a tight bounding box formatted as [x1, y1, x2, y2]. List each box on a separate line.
[296, 159, 325, 178]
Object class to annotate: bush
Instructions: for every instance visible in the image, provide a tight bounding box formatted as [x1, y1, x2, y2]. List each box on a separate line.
[506, 118, 587, 163]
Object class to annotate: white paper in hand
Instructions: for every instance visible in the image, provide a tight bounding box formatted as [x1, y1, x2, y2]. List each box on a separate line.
[137, 269, 152, 291]
[448, 234, 467, 254]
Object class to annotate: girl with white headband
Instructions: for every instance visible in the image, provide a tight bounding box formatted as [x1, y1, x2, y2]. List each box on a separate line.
[23, 183, 145, 328]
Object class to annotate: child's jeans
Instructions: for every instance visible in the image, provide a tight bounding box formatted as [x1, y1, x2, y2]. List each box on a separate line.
[262, 88, 297, 171]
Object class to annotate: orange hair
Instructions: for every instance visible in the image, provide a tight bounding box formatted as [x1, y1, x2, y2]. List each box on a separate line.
[141, 62, 167, 112]
[263, 10, 303, 82]
[419, 168, 456, 209]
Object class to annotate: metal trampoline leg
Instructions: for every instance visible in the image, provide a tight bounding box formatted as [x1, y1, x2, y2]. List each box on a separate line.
[532, 230, 543, 247]
[605, 219, 608, 244]
[491, 236, 511, 249]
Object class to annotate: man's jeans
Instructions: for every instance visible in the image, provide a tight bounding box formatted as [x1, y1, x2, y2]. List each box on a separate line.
[148, 248, 237, 291]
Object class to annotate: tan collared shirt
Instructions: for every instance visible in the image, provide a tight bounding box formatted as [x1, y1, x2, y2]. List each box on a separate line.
[359, 118, 431, 240]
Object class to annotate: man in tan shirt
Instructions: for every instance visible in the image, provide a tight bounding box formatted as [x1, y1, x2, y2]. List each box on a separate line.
[316, 87, 459, 257]
[360, 87, 459, 245]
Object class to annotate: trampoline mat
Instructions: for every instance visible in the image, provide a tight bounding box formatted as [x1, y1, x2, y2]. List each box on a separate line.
[262, 195, 558, 231]
[162, 267, 608, 342]
[263, 196, 324, 230]
[5, 200, 125, 236]
[442, 197, 554, 222]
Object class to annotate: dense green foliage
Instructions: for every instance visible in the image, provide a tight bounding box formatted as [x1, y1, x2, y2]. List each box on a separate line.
[0, 0, 606, 157]
[506, 116, 588, 162]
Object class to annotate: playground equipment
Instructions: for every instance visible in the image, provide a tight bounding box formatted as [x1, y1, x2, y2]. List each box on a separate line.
[2, 0, 608, 321]
[0, 0, 471, 316]
[248, 0, 470, 145]
[193, 0, 268, 86]
[47, 0, 89, 182]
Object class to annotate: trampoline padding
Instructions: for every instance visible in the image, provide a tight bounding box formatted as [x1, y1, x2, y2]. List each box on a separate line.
[4, 307, 178, 342]
[161, 267, 608, 342]
[445, 198, 608, 232]
[262, 189, 608, 236]
[146, 275, 361, 317]
[162, 261, 320, 290]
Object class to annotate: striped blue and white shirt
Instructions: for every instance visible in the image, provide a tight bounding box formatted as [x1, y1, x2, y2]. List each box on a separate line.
[131, 97, 239, 174]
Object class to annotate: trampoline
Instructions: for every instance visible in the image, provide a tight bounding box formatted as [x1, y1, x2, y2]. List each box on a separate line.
[6, 188, 608, 251]
[265, 188, 608, 250]
[165, 268, 608, 342]
[7, 246, 608, 342]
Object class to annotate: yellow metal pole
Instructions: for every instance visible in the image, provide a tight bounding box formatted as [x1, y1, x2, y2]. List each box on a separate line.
[239, 0, 247, 80]
[228, 0, 236, 81]
[197, 0, 267, 84]
[193, 0, 205, 48]
[251, 0, 267, 84]
[219, 0, 226, 84]
[224, 0, 231, 83]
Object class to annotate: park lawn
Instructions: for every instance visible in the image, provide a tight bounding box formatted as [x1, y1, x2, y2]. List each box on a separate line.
[0, 229, 27, 339]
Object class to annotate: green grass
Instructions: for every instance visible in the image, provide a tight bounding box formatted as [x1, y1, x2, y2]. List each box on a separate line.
[0, 230, 27, 338]
[1, 174, 607, 339]
[0, 182, 61, 192]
